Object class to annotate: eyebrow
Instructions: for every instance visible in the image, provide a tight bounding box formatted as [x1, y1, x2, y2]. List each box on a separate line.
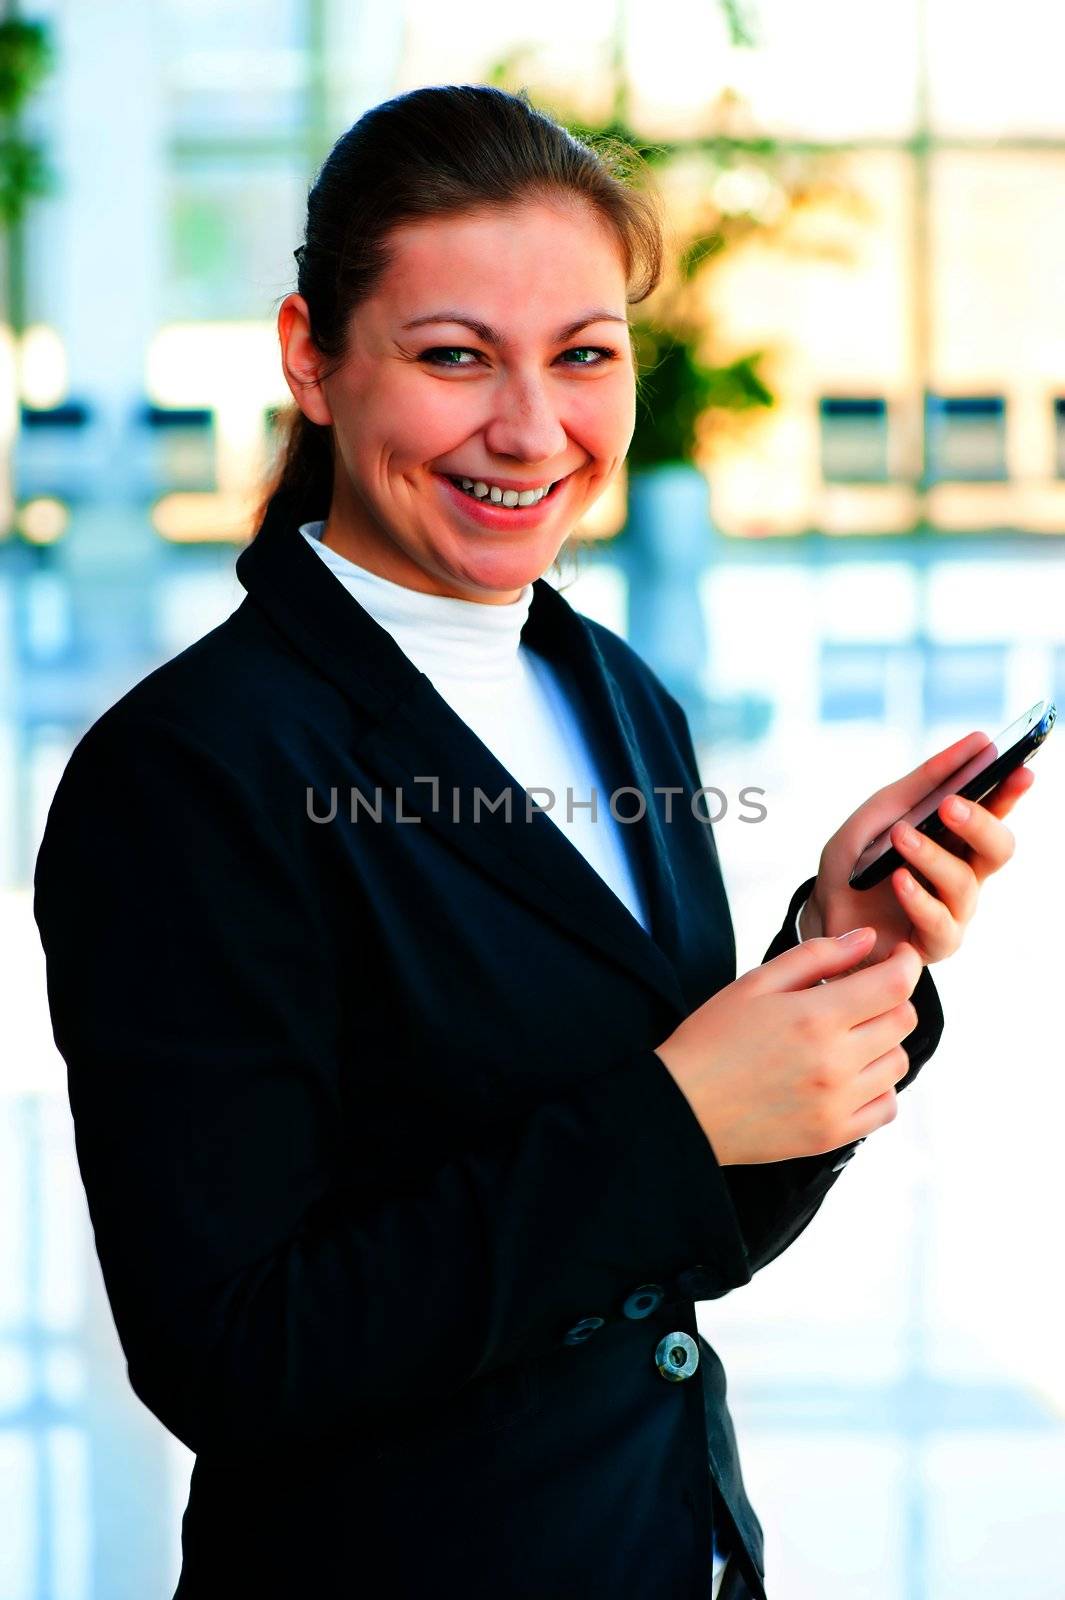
[400, 309, 630, 345]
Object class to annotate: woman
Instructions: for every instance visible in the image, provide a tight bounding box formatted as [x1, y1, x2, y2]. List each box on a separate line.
[33, 85, 1032, 1599]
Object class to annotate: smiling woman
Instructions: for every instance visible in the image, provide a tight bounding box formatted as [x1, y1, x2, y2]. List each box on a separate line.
[272, 138, 646, 602]
[32, 81, 949, 1600]
[257, 89, 655, 611]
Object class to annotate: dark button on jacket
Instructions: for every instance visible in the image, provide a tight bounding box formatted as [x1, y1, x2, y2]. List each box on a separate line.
[655, 1331, 700, 1382]
[32, 487, 945, 1598]
[623, 1283, 664, 1319]
[562, 1317, 605, 1345]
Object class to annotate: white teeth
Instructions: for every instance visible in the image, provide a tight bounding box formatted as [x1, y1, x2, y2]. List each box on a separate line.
[451, 475, 552, 506]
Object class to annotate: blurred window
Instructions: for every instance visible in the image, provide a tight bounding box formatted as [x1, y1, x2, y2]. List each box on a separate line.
[819, 397, 890, 483]
[1053, 399, 1065, 478]
[819, 642, 894, 720]
[927, 0, 1065, 138]
[163, 156, 306, 321]
[926, 395, 1007, 482]
[1054, 643, 1065, 710]
[156, 3, 316, 326]
[922, 644, 1007, 723]
[133, 403, 216, 494]
[160, 0, 309, 138]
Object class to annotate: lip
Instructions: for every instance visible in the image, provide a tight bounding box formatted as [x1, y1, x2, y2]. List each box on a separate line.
[433, 471, 571, 530]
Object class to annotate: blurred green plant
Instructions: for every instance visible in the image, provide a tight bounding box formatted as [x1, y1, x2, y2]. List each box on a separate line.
[1, 13, 57, 540]
[626, 325, 773, 470]
[0, 17, 56, 229]
[718, 0, 758, 48]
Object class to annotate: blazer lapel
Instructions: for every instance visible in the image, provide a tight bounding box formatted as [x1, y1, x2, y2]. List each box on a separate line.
[235, 491, 688, 1016]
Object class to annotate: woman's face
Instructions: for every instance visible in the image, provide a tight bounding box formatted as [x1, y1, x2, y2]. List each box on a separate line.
[279, 196, 636, 603]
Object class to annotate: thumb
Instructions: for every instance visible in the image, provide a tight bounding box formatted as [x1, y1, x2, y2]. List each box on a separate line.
[752, 925, 876, 992]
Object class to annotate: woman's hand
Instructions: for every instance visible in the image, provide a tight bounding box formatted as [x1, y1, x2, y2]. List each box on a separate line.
[655, 932, 924, 1166]
[802, 730, 1036, 970]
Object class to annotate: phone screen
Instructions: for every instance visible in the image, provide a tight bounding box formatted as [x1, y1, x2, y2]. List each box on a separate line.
[848, 698, 1054, 888]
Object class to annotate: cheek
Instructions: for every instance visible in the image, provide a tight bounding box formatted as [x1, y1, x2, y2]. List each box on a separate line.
[575, 383, 636, 455]
[390, 386, 482, 464]
[344, 369, 465, 461]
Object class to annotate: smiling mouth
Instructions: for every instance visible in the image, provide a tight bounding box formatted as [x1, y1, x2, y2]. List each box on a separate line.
[443, 474, 565, 507]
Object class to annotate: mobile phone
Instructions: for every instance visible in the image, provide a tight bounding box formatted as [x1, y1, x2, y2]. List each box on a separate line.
[847, 697, 1056, 891]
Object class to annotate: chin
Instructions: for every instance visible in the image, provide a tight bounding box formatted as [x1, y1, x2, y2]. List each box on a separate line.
[437, 538, 566, 597]
[450, 563, 546, 601]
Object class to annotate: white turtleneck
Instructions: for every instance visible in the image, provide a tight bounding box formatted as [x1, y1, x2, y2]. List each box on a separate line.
[298, 520, 650, 935]
[297, 526, 811, 948]
[299, 517, 752, 1593]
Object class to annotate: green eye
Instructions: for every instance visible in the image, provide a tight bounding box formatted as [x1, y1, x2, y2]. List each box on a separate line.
[421, 348, 477, 367]
[418, 346, 618, 369]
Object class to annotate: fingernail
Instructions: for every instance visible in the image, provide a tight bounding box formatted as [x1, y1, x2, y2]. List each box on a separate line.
[945, 797, 970, 821]
[837, 926, 873, 943]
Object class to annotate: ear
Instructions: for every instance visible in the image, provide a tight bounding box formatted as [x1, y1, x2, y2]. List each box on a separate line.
[278, 294, 333, 427]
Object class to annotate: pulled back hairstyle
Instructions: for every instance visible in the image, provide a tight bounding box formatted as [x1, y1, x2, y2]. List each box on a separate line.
[255, 82, 664, 544]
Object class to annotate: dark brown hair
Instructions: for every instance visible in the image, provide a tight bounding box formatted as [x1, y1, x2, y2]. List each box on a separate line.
[255, 82, 664, 553]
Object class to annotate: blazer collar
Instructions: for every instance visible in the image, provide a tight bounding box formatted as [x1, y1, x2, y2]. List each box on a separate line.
[236, 488, 687, 1016]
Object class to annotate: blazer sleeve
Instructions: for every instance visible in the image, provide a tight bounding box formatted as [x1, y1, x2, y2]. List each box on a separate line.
[33, 710, 756, 1456]
[659, 694, 945, 1282]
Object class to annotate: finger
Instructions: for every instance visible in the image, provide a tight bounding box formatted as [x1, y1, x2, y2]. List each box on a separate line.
[760, 925, 877, 993]
[856, 1050, 911, 1100]
[934, 765, 1034, 856]
[842, 1084, 899, 1143]
[891, 817, 978, 916]
[848, 998, 918, 1074]
[844, 730, 990, 854]
[891, 862, 958, 956]
[890, 730, 990, 810]
[813, 940, 923, 1027]
[934, 792, 1017, 885]
[844, 1054, 908, 1129]
[976, 764, 1035, 821]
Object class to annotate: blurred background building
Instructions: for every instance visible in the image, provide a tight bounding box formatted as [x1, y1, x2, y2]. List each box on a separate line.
[1, 2, 1062, 1596]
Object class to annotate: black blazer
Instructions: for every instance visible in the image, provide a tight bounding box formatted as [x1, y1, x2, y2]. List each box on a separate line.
[33, 487, 944, 1600]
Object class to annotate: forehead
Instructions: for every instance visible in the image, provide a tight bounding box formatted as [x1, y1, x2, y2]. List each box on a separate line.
[376, 200, 629, 313]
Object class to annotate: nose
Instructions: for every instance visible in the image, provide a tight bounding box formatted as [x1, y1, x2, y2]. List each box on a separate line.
[481, 375, 569, 468]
